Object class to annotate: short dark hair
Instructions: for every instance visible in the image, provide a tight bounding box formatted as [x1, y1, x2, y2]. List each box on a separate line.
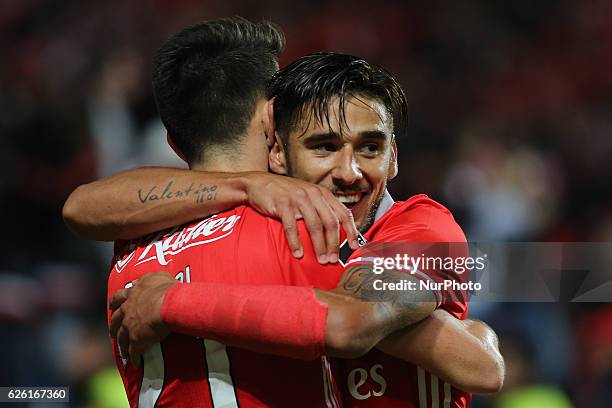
[268, 52, 408, 140]
[153, 17, 284, 163]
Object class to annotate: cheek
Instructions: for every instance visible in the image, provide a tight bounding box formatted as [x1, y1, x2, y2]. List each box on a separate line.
[293, 154, 333, 183]
[363, 160, 389, 187]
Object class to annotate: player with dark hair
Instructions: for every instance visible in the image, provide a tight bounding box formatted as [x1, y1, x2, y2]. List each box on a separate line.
[267, 51, 408, 234]
[65, 19, 504, 408]
[152, 17, 283, 164]
[65, 17, 360, 262]
[268, 53, 478, 407]
[264, 51, 486, 407]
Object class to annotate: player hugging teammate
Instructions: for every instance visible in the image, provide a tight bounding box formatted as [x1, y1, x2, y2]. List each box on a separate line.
[64, 17, 504, 408]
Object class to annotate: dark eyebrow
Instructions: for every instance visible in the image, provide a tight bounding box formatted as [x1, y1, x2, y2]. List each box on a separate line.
[301, 132, 341, 145]
[359, 130, 388, 141]
[301, 130, 389, 145]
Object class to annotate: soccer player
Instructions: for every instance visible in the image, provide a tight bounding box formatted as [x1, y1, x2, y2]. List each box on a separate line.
[65, 19, 504, 407]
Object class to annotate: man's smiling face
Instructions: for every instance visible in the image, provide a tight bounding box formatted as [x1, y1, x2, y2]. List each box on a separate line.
[271, 96, 398, 232]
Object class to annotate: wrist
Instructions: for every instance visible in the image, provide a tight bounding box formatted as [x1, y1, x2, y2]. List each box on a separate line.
[234, 172, 261, 206]
[159, 281, 182, 326]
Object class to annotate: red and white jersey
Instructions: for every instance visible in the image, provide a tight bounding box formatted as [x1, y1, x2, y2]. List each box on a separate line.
[108, 205, 345, 408]
[108, 192, 470, 407]
[334, 193, 472, 408]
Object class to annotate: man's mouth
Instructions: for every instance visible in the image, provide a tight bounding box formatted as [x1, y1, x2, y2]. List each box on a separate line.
[334, 193, 365, 210]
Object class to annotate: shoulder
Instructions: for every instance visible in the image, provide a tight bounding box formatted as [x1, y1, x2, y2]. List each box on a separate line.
[388, 194, 456, 222]
[371, 194, 466, 243]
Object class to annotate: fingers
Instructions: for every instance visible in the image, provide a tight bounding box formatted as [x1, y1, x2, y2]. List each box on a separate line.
[248, 175, 359, 261]
[278, 200, 303, 258]
[290, 186, 359, 264]
[322, 188, 359, 250]
[296, 195, 328, 263]
[303, 189, 340, 264]
[109, 306, 125, 339]
[109, 289, 128, 311]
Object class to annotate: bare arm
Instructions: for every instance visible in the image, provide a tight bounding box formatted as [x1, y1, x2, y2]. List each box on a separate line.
[377, 311, 505, 394]
[63, 167, 246, 240]
[328, 263, 504, 393]
[63, 167, 358, 260]
[324, 264, 437, 358]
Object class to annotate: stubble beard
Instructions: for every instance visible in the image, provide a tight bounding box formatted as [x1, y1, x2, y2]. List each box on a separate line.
[358, 191, 384, 234]
[286, 155, 386, 235]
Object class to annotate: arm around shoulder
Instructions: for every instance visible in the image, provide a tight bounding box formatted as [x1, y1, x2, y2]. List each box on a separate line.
[377, 310, 505, 394]
[63, 167, 249, 240]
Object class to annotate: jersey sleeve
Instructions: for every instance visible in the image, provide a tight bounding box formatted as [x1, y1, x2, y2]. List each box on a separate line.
[349, 203, 469, 319]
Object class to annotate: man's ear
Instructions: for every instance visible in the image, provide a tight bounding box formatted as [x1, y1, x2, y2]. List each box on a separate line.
[389, 134, 398, 179]
[166, 133, 188, 163]
[265, 98, 276, 148]
[269, 134, 289, 175]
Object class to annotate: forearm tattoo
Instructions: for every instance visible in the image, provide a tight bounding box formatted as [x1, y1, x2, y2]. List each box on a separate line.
[338, 264, 436, 328]
[137, 181, 218, 204]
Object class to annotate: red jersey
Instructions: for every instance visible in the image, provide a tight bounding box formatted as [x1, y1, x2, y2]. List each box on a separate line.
[333, 194, 472, 408]
[109, 206, 344, 408]
[108, 193, 470, 407]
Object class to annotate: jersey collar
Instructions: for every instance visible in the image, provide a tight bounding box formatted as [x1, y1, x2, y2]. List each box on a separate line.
[374, 189, 395, 222]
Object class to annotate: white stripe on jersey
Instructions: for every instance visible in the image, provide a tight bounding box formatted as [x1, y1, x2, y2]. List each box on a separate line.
[417, 367, 427, 408]
[320, 356, 339, 408]
[443, 381, 451, 408]
[431, 375, 440, 408]
[139, 344, 164, 408]
[344, 256, 378, 267]
[204, 339, 239, 408]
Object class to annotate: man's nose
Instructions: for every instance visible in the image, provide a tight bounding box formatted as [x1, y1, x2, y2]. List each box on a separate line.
[331, 148, 363, 185]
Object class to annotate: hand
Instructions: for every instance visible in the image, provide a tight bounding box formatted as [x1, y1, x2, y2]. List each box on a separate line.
[244, 172, 359, 263]
[109, 272, 177, 367]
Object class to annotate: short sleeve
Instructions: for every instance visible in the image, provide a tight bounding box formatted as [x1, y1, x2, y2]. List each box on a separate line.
[348, 203, 469, 319]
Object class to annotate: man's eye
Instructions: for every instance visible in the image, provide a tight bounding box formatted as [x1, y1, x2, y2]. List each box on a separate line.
[359, 144, 380, 154]
[313, 143, 337, 152]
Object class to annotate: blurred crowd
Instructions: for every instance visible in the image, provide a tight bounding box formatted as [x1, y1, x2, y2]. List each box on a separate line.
[1, 0, 611, 406]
